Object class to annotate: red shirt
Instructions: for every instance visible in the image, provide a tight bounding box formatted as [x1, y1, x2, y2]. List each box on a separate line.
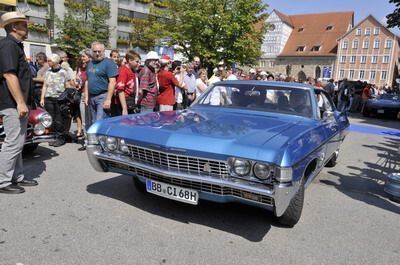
[157, 69, 179, 105]
[116, 65, 136, 97]
[362, 87, 371, 100]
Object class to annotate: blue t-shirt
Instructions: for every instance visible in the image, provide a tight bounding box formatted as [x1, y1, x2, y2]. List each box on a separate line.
[86, 58, 118, 95]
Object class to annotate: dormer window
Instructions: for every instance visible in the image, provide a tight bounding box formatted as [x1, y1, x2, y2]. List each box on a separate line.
[311, 45, 321, 52]
[296, 46, 305, 52]
[326, 25, 334, 31]
[298, 27, 304, 32]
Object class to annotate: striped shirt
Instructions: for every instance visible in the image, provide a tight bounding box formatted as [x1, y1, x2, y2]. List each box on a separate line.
[139, 66, 158, 106]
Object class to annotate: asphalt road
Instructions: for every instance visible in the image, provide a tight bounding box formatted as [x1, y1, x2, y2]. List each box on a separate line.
[0, 114, 399, 265]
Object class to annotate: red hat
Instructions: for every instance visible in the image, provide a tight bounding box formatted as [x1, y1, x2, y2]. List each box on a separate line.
[160, 55, 172, 64]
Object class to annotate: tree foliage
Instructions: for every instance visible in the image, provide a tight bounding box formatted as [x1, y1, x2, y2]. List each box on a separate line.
[151, 0, 267, 70]
[386, 0, 400, 28]
[130, 16, 161, 52]
[54, 0, 110, 58]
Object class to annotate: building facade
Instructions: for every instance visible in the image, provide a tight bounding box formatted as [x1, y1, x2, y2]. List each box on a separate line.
[335, 15, 400, 87]
[259, 9, 293, 70]
[259, 11, 354, 82]
[0, 0, 156, 60]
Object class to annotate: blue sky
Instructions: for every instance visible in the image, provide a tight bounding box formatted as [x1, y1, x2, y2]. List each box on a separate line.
[265, 0, 400, 35]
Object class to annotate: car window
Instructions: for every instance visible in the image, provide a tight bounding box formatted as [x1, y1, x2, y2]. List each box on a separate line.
[195, 84, 314, 118]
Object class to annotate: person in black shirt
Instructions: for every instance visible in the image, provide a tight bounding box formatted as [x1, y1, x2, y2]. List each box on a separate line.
[0, 12, 38, 194]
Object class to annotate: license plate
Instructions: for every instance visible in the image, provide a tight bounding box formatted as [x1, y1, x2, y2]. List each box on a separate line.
[146, 179, 198, 205]
[377, 109, 384, 114]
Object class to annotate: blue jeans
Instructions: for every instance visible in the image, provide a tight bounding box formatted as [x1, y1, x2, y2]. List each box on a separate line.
[89, 93, 109, 124]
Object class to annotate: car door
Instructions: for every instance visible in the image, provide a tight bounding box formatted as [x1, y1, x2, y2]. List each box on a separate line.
[318, 90, 341, 162]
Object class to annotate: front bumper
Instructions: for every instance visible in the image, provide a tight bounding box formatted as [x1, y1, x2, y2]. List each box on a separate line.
[87, 145, 299, 216]
[25, 134, 57, 145]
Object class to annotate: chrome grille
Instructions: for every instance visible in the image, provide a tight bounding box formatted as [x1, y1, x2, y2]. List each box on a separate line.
[105, 161, 273, 206]
[127, 144, 229, 177]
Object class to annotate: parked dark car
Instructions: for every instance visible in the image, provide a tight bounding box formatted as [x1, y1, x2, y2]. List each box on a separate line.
[0, 108, 57, 154]
[363, 94, 400, 118]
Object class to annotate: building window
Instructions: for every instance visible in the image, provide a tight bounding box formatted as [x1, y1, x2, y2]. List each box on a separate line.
[352, 39, 359, 49]
[342, 40, 348, 49]
[361, 56, 367, 64]
[365, 27, 371, 35]
[356, 28, 362, 35]
[296, 46, 305, 52]
[326, 25, 334, 31]
[385, 39, 393, 49]
[359, 70, 365, 80]
[311, 45, 321, 52]
[374, 27, 380, 35]
[350, 56, 356, 64]
[298, 27, 304, 32]
[381, 71, 387, 80]
[363, 39, 369, 49]
[373, 38, 380, 48]
[340, 56, 346, 63]
[349, 70, 355, 79]
[339, 70, 345, 79]
[370, 70, 376, 80]
[383, 55, 390, 64]
[371, 56, 378, 64]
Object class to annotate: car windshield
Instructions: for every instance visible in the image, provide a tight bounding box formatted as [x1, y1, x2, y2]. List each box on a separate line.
[194, 83, 314, 118]
[377, 94, 400, 101]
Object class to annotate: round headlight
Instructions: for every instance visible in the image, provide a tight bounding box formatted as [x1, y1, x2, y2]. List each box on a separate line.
[106, 137, 117, 151]
[39, 112, 52, 128]
[254, 163, 270, 180]
[33, 124, 45, 135]
[233, 159, 251, 176]
[119, 139, 129, 155]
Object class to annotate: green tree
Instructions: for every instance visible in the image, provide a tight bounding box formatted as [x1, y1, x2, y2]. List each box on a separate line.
[151, 0, 267, 71]
[54, 0, 110, 59]
[386, 0, 400, 28]
[130, 16, 160, 52]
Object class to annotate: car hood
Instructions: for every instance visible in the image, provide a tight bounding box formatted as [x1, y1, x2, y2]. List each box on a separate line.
[90, 107, 314, 163]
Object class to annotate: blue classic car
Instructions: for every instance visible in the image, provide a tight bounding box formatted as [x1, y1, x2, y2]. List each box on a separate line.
[363, 94, 400, 118]
[86, 81, 349, 226]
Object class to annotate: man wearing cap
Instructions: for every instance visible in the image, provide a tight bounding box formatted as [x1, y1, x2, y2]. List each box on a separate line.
[157, 55, 184, 111]
[138, 51, 159, 113]
[0, 12, 38, 194]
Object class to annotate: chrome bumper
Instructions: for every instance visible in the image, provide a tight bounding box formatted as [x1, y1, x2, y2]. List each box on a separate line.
[87, 145, 299, 216]
[25, 134, 57, 145]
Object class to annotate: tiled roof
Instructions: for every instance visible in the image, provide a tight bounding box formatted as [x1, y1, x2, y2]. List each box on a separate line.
[279, 11, 354, 57]
[273, 9, 293, 27]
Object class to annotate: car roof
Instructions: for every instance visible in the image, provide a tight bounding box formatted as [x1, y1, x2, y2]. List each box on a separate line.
[213, 80, 315, 91]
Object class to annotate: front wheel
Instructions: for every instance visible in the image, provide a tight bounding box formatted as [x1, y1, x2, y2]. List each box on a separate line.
[23, 143, 39, 154]
[275, 181, 305, 227]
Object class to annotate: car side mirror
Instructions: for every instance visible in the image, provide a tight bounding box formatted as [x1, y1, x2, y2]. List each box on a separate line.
[322, 110, 334, 120]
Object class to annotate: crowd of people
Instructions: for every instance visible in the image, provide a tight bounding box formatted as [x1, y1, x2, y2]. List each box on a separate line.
[26, 43, 400, 151]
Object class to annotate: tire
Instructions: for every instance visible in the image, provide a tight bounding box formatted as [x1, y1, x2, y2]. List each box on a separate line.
[325, 150, 339, 168]
[23, 143, 39, 154]
[132, 176, 146, 193]
[362, 108, 370, 117]
[276, 181, 305, 227]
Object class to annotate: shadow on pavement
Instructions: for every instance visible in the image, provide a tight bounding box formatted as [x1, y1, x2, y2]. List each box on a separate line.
[87, 174, 275, 242]
[321, 137, 400, 214]
[349, 113, 400, 130]
[23, 145, 59, 181]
